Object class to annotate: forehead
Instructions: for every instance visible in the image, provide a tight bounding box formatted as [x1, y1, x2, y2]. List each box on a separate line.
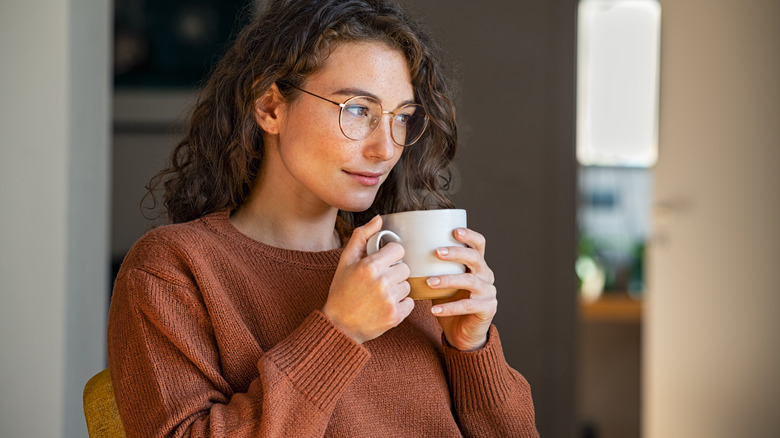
[305, 41, 414, 106]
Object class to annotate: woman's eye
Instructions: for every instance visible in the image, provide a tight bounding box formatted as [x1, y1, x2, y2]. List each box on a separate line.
[345, 105, 370, 118]
[395, 113, 411, 125]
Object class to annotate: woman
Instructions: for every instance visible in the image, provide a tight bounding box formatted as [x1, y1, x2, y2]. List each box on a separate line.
[107, 0, 538, 436]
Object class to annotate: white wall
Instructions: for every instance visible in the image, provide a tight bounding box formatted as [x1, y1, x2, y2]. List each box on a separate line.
[646, 1, 780, 437]
[0, 1, 110, 437]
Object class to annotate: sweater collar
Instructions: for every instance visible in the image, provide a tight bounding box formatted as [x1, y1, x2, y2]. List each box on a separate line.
[200, 209, 345, 268]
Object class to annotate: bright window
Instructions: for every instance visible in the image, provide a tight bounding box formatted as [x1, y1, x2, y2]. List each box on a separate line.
[577, 0, 661, 167]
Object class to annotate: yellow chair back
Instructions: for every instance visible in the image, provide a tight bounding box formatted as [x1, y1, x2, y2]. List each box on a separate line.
[83, 368, 126, 437]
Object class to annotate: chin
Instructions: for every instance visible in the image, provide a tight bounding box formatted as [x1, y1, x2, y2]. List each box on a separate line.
[325, 184, 383, 213]
[337, 202, 375, 213]
[333, 195, 378, 213]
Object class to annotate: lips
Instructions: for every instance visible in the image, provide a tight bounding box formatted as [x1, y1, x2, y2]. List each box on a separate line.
[344, 170, 383, 186]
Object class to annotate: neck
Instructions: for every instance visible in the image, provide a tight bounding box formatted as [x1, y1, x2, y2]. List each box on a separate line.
[229, 186, 342, 252]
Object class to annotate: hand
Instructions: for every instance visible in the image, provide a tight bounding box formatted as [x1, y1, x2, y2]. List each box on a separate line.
[428, 227, 497, 351]
[322, 215, 414, 344]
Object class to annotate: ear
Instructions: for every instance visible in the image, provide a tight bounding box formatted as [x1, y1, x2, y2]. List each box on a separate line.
[253, 83, 285, 135]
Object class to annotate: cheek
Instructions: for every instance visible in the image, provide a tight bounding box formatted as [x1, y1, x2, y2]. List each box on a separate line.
[389, 149, 405, 170]
[277, 129, 342, 181]
[282, 118, 346, 160]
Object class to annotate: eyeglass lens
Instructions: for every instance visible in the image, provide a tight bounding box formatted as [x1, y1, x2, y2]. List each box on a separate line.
[340, 96, 428, 146]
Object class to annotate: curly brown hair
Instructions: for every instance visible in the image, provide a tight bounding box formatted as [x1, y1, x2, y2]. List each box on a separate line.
[146, 0, 458, 227]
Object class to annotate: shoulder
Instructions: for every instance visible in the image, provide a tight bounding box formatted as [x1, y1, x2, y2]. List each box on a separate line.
[116, 213, 225, 284]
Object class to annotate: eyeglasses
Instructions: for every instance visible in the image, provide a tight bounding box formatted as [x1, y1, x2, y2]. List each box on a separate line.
[280, 82, 429, 147]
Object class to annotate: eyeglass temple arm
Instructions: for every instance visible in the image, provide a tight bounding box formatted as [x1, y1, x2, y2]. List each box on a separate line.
[277, 82, 344, 108]
[278, 81, 426, 119]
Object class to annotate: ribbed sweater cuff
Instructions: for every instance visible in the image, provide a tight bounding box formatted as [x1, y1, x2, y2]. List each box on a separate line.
[443, 325, 513, 407]
[264, 310, 371, 409]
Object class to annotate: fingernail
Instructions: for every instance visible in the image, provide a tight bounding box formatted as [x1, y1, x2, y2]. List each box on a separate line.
[436, 247, 449, 256]
[427, 276, 441, 287]
[455, 228, 466, 236]
[431, 306, 443, 314]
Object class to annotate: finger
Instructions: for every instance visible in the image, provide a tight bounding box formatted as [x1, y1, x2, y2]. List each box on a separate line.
[372, 259, 411, 291]
[367, 242, 406, 270]
[340, 215, 382, 265]
[431, 296, 497, 319]
[388, 259, 411, 282]
[393, 280, 412, 300]
[452, 228, 486, 256]
[435, 246, 493, 281]
[397, 296, 415, 317]
[384, 294, 414, 329]
[426, 273, 496, 299]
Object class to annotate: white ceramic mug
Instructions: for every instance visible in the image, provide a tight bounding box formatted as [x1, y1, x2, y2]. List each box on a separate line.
[366, 209, 467, 300]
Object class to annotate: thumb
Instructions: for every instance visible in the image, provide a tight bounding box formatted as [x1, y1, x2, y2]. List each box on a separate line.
[340, 215, 383, 265]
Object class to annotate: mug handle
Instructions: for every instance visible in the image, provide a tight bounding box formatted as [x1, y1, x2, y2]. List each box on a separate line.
[366, 230, 402, 255]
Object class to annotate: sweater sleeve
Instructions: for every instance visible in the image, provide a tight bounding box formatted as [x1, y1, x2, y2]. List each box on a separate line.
[107, 266, 370, 438]
[443, 325, 540, 438]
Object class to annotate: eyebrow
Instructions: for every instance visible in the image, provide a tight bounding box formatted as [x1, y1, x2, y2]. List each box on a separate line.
[332, 87, 416, 108]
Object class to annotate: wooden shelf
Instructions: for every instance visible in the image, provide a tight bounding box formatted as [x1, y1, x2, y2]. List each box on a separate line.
[579, 294, 643, 322]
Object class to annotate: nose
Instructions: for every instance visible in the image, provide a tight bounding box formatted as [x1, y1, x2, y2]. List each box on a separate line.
[363, 115, 399, 161]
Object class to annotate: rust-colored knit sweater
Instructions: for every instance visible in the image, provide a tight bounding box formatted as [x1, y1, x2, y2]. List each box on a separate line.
[107, 210, 538, 437]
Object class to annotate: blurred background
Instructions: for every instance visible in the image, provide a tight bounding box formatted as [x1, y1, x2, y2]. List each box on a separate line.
[1, 0, 779, 437]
